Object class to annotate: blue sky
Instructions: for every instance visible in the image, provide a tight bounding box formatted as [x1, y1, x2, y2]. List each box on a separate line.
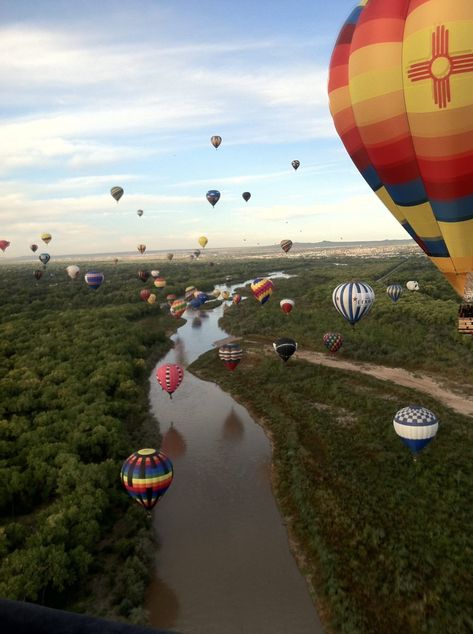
[0, 0, 408, 257]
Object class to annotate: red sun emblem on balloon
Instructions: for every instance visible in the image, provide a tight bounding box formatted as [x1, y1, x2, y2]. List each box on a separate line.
[407, 25, 473, 109]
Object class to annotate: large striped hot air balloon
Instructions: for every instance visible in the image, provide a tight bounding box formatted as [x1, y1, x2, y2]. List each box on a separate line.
[386, 283, 403, 302]
[393, 405, 439, 455]
[328, 0, 473, 300]
[332, 281, 375, 326]
[156, 364, 184, 398]
[250, 278, 274, 305]
[219, 343, 243, 371]
[121, 448, 173, 511]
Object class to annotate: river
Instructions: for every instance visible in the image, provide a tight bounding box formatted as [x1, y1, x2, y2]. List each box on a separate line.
[146, 274, 324, 634]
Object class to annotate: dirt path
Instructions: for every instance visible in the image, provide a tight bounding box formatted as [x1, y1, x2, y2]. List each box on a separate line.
[296, 349, 473, 417]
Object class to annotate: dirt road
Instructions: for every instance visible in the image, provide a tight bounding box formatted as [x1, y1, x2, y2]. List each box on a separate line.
[296, 349, 473, 417]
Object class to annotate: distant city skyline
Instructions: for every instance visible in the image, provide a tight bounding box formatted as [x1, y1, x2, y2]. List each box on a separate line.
[0, 0, 409, 258]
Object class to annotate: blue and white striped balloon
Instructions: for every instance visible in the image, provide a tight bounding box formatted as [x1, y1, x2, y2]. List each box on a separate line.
[332, 281, 375, 326]
[386, 284, 403, 303]
[393, 406, 438, 455]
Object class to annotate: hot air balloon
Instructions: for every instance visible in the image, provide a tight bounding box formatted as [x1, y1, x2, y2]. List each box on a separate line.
[170, 298, 187, 318]
[407, 281, 420, 291]
[242, 192, 251, 202]
[34, 270, 43, 281]
[137, 209, 143, 217]
[40, 233, 52, 245]
[291, 160, 300, 171]
[280, 239, 293, 254]
[66, 265, 80, 280]
[194, 250, 201, 258]
[137, 244, 146, 255]
[386, 284, 403, 303]
[30, 244, 38, 253]
[147, 294, 157, 305]
[250, 278, 274, 305]
[166, 293, 177, 306]
[156, 364, 184, 398]
[332, 282, 375, 326]
[323, 332, 344, 354]
[121, 448, 173, 511]
[206, 190, 220, 207]
[273, 337, 297, 362]
[210, 135, 222, 149]
[138, 270, 150, 283]
[85, 271, 104, 290]
[198, 236, 208, 249]
[140, 289, 152, 302]
[39, 253, 50, 266]
[113, 258, 119, 266]
[220, 290, 230, 301]
[150, 270, 160, 278]
[154, 277, 166, 289]
[167, 253, 174, 261]
[0, 240, 10, 253]
[219, 343, 243, 371]
[328, 1, 473, 301]
[185, 286, 196, 301]
[233, 294, 242, 305]
[393, 406, 439, 455]
[280, 299, 295, 314]
[111, 186, 123, 202]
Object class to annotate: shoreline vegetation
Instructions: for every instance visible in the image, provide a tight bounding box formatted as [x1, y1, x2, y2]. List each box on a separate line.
[1, 254, 472, 632]
[189, 256, 473, 634]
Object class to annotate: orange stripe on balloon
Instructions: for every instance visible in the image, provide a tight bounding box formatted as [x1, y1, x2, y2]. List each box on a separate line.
[350, 19, 405, 52]
[412, 129, 473, 157]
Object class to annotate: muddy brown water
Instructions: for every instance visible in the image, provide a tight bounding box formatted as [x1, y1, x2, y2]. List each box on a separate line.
[146, 274, 323, 634]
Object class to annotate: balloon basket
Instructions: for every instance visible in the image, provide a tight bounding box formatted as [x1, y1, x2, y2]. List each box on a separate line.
[458, 305, 473, 334]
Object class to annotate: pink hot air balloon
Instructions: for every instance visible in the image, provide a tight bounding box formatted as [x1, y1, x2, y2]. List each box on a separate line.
[0, 240, 10, 253]
[156, 364, 184, 399]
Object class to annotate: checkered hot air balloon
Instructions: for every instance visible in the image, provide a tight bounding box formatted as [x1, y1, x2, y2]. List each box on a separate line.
[121, 448, 173, 512]
[250, 278, 274, 305]
[280, 239, 293, 254]
[332, 281, 375, 326]
[393, 405, 439, 455]
[323, 332, 344, 353]
[386, 284, 403, 303]
[84, 271, 104, 290]
[219, 343, 243, 371]
[328, 0, 473, 299]
[156, 364, 184, 398]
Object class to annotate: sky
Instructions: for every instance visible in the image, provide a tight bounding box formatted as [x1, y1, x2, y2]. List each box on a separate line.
[0, 0, 410, 257]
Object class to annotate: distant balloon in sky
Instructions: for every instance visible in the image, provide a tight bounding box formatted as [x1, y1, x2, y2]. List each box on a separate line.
[111, 186, 123, 202]
[137, 209, 143, 217]
[280, 298, 294, 314]
[0, 240, 10, 253]
[137, 244, 146, 255]
[156, 364, 184, 398]
[66, 265, 80, 280]
[273, 337, 297, 362]
[386, 284, 403, 303]
[121, 448, 173, 511]
[393, 406, 438, 455]
[407, 281, 420, 291]
[206, 190, 220, 207]
[291, 160, 300, 171]
[280, 239, 293, 253]
[30, 244, 38, 253]
[332, 282, 375, 326]
[167, 253, 174, 261]
[242, 192, 251, 202]
[39, 253, 50, 266]
[34, 270, 43, 281]
[210, 135, 222, 149]
[85, 271, 104, 290]
[41, 233, 52, 245]
[198, 236, 208, 248]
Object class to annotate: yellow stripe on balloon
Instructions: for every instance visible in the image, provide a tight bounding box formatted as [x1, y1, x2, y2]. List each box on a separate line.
[438, 222, 473, 258]
[402, 202, 444, 239]
[404, 0, 473, 37]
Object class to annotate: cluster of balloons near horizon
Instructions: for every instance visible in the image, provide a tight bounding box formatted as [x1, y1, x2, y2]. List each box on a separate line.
[328, 0, 473, 301]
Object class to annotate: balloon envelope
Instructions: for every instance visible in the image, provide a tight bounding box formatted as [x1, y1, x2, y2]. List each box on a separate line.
[242, 192, 251, 202]
[198, 236, 208, 248]
[137, 244, 146, 254]
[233, 294, 242, 305]
[156, 364, 184, 397]
[0, 240, 10, 252]
[111, 186, 123, 202]
[291, 160, 300, 170]
[206, 190, 220, 207]
[250, 278, 274, 305]
[407, 281, 420, 291]
[137, 209, 143, 217]
[140, 289, 152, 302]
[151, 270, 160, 278]
[170, 298, 187, 318]
[393, 406, 438, 454]
[66, 265, 80, 280]
[167, 253, 174, 261]
[30, 244, 38, 253]
[138, 270, 150, 283]
[121, 448, 173, 511]
[273, 338, 297, 362]
[386, 284, 403, 303]
[34, 270, 43, 281]
[39, 253, 50, 265]
[280, 239, 293, 253]
[323, 332, 344, 354]
[154, 277, 166, 289]
[40, 233, 52, 244]
[210, 135, 222, 149]
[85, 271, 104, 290]
[332, 282, 375, 326]
[280, 299, 294, 314]
[219, 343, 243, 371]
[328, 1, 473, 299]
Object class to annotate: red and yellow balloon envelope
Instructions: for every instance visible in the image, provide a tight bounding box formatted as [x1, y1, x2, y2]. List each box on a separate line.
[154, 277, 166, 289]
[233, 294, 242, 305]
[170, 298, 187, 318]
[250, 278, 274, 305]
[147, 294, 157, 305]
[280, 298, 295, 314]
[156, 364, 184, 398]
[121, 448, 173, 512]
[140, 289, 151, 302]
[328, 0, 473, 299]
[323, 332, 344, 354]
[219, 343, 243, 371]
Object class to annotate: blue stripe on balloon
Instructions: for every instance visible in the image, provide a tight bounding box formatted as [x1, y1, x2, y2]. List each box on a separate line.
[384, 179, 428, 206]
[400, 436, 434, 454]
[421, 238, 449, 257]
[430, 194, 473, 222]
[361, 164, 383, 191]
